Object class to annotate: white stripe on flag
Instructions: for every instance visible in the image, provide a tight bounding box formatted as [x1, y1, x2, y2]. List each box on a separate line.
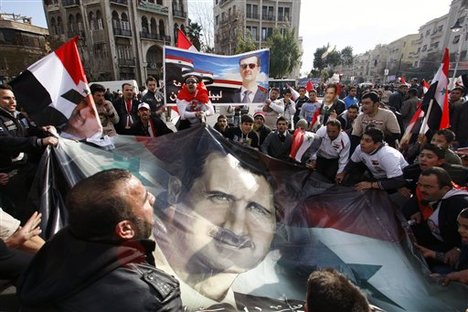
[28, 52, 78, 118]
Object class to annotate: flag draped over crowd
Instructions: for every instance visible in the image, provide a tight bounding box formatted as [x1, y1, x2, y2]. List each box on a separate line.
[30, 126, 467, 311]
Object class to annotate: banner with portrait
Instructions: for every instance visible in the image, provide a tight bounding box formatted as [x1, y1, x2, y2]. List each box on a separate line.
[164, 47, 270, 106]
[32, 126, 467, 311]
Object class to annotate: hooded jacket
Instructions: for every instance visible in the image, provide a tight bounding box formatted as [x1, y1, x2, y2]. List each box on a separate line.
[18, 228, 182, 312]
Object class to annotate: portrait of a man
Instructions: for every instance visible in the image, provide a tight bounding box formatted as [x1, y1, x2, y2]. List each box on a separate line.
[232, 55, 268, 104]
[152, 134, 279, 310]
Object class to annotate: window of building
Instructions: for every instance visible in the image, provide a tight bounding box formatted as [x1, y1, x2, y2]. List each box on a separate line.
[142, 16, 149, 33]
[251, 26, 258, 40]
[88, 11, 96, 31]
[76, 13, 83, 31]
[111, 11, 120, 29]
[68, 14, 75, 32]
[453, 35, 460, 44]
[96, 10, 103, 30]
[50, 17, 57, 35]
[215, 15, 219, 25]
[437, 25, 443, 32]
[151, 17, 157, 33]
[121, 13, 130, 30]
[159, 20, 165, 36]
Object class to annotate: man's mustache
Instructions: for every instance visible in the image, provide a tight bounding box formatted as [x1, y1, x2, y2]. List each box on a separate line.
[209, 227, 253, 249]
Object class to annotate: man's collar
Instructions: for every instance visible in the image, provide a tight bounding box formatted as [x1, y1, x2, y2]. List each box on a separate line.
[241, 86, 258, 94]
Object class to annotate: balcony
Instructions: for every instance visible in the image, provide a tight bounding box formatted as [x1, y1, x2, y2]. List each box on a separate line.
[110, 0, 127, 5]
[67, 29, 86, 39]
[118, 59, 135, 66]
[113, 27, 132, 37]
[173, 10, 187, 18]
[62, 0, 80, 7]
[246, 13, 259, 19]
[46, 3, 60, 11]
[278, 15, 290, 22]
[140, 31, 171, 43]
[137, 1, 169, 15]
[262, 14, 275, 21]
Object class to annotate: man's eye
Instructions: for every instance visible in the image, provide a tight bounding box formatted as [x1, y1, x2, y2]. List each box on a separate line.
[247, 203, 271, 216]
[208, 193, 230, 203]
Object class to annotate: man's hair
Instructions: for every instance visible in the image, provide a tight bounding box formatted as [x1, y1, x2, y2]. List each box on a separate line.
[420, 167, 452, 189]
[284, 90, 292, 95]
[348, 86, 357, 92]
[0, 84, 13, 91]
[239, 54, 261, 67]
[276, 116, 288, 125]
[421, 143, 445, 159]
[408, 88, 418, 97]
[363, 127, 384, 143]
[121, 82, 133, 90]
[435, 129, 456, 143]
[361, 91, 379, 103]
[326, 83, 338, 94]
[459, 208, 468, 219]
[241, 114, 254, 124]
[451, 86, 465, 93]
[298, 86, 306, 91]
[271, 87, 280, 93]
[326, 119, 342, 130]
[90, 83, 106, 95]
[217, 114, 227, 121]
[348, 104, 359, 111]
[306, 268, 370, 312]
[146, 76, 157, 85]
[66, 169, 135, 240]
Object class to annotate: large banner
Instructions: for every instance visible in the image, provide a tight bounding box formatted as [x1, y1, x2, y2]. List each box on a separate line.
[32, 127, 467, 311]
[164, 47, 270, 106]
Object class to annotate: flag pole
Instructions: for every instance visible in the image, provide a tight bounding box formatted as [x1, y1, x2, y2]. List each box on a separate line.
[419, 99, 433, 135]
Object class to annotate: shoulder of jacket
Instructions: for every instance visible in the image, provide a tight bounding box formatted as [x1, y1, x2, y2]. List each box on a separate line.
[128, 263, 180, 299]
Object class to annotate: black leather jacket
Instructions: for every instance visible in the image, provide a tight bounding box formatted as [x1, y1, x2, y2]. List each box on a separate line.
[0, 107, 42, 170]
[18, 228, 183, 312]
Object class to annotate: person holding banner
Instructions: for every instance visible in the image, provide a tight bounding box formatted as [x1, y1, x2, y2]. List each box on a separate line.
[176, 75, 214, 130]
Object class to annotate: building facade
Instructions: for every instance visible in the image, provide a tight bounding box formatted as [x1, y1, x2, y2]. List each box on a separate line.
[43, 0, 188, 85]
[0, 13, 49, 83]
[213, 0, 301, 77]
[341, 0, 467, 83]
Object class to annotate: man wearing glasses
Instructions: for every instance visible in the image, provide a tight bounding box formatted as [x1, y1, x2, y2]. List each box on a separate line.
[229, 55, 268, 124]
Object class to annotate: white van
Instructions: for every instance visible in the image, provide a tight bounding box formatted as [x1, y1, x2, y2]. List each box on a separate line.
[89, 80, 140, 94]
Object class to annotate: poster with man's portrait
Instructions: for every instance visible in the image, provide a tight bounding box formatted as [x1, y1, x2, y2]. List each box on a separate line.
[164, 47, 270, 107]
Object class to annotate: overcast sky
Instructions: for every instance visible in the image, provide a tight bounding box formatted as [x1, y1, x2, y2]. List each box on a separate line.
[1, 0, 453, 76]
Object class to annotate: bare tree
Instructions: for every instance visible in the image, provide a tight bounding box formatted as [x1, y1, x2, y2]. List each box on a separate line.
[188, 0, 214, 51]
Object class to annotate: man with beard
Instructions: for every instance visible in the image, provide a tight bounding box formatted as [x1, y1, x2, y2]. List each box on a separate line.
[153, 146, 294, 310]
[18, 169, 183, 312]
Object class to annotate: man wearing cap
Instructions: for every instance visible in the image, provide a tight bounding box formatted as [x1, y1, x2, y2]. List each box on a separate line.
[226, 114, 259, 148]
[253, 111, 271, 146]
[128, 102, 173, 137]
[388, 83, 408, 112]
[176, 75, 214, 130]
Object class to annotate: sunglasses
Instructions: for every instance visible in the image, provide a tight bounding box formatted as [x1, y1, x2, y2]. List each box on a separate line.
[240, 63, 257, 70]
[186, 80, 198, 84]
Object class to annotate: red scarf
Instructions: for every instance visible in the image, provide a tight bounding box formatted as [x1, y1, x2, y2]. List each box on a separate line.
[177, 81, 209, 103]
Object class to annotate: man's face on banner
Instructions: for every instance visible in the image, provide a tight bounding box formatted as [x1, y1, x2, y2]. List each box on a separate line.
[239, 56, 260, 85]
[65, 97, 101, 139]
[168, 152, 275, 275]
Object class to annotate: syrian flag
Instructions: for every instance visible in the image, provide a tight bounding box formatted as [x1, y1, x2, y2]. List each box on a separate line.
[420, 48, 450, 133]
[176, 29, 198, 52]
[10, 37, 102, 139]
[400, 104, 424, 145]
[306, 80, 313, 93]
[290, 128, 318, 162]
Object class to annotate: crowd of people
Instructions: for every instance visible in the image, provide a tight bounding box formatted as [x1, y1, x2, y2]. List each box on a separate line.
[1, 73, 468, 311]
